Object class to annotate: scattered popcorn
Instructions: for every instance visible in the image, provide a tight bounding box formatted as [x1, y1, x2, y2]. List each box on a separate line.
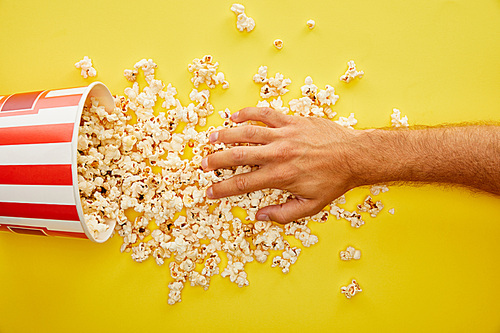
[340, 60, 364, 83]
[188, 55, 229, 89]
[273, 39, 284, 50]
[335, 113, 357, 129]
[230, 3, 245, 15]
[341, 279, 362, 299]
[391, 108, 409, 128]
[388, 208, 395, 215]
[357, 196, 384, 217]
[231, 4, 255, 32]
[342, 210, 365, 228]
[289, 76, 339, 118]
[253, 66, 292, 99]
[306, 19, 316, 29]
[271, 242, 301, 274]
[134, 58, 157, 77]
[124, 69, 138, 82]
[340, 246, 361, 261]
[77, 55, 389, 306]
[75, 56, 97, 79]
[370, 184, 389, 196]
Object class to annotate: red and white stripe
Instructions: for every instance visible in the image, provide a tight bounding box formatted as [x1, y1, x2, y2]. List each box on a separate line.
[0, 87, 88, 239]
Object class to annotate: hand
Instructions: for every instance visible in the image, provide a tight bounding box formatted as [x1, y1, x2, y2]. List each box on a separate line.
[201, 107, 362, 224]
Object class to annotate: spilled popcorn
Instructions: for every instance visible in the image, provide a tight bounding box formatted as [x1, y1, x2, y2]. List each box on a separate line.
[75, 56, 97, 79]
[391, 108, 409, 128]
[306, 19, 316, 29]
[289, 76, 339, 119]
[273, 39, 284, 50]
[370, 184, 389, 196]
[253, 66, 292, 99]
[231, 3, 255, 32]
[77, 56, 392, 305]
[340, 60, 364, 83]
[340, 246, 361, 261]
[357, 196, 384, 218]
[341, 279, 362, 299]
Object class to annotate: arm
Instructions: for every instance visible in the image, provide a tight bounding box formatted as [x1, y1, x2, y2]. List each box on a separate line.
[202, 107, 500, 223]
[349, 124, 500, 195]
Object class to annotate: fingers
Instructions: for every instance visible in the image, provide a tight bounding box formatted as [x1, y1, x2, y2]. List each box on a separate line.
[255, 198, 321, 224]
[206, 169, 276, 199]
[210, 125, 275, 145]
[202, 146, 270, 170]
[232, 107, 295, 128]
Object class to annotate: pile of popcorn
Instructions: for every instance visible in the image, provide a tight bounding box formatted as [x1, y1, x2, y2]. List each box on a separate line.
[77, 56, 396, 305]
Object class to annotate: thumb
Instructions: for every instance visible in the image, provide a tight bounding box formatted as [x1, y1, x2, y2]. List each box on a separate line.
[255, 198, 319, 224]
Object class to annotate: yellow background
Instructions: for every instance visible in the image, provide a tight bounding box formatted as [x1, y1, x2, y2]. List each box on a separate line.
[1, 0, 500, 332]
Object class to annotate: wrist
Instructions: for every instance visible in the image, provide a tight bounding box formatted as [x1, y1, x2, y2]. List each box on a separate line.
[346, 129, 403, 188]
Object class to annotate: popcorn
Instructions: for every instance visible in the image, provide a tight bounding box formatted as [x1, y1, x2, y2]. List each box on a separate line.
[221, 260, 249, 287]
[188, 55, 229, 89]
[391, 108, 409, 128]
[340, 246, 361, 261]
[341, 210, 365, 228]
[357, 196, 384, 217]
[269, 97, 289, 114]
[230, 3, 245, 15]
[253, 66, 291, 99]
[75, 56, 97, 78]
[168, 281, 184, 305]
[134, 58, 157, 77]
[335, 113, 357, 129]
[340, 60, 364, 83]
[273, 39, 284, 50]
[370, 184, 389, 196]
[77, 55, 389, 306]
[271, 243, 301, 274]
[124, 69, 138, 82]
[231, 4, 255, 32]
[341, 279, 362, 299]
[388, 208, 395, 215]
[237, 13, 255, 32]
[306, 19, 316, 29]
[290, 76, 339, 118]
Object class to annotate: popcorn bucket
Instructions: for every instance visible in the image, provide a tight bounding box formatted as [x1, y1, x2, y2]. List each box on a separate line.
[0, 82, 115, 242]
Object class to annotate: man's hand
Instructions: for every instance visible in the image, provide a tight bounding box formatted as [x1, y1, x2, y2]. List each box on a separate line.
[201, 107, 361, 224]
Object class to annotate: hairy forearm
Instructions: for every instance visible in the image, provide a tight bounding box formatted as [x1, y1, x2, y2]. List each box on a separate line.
[349, 124, 500, 195]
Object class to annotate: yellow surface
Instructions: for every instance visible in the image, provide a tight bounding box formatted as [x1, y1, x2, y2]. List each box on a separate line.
[1, 0, 500, 332]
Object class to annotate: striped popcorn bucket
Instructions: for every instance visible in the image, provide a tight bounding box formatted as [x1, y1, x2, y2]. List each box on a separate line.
[0, 82, 115, 242]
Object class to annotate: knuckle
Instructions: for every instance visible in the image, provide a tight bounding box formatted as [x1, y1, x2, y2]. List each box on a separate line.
[284, 114, 298, 126]
[258, 107, 273, 119]
[275, 166, 297, 186]
[274, 143, 293, 161]
[253, 149, 265, 164]
[230, 147, 245, 163]
[234, 176, 249, 192]
[244, 126, 258, 140]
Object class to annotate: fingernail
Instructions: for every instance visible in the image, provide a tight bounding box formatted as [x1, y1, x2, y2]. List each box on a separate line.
[231, 111, 239, 121]
[209, 131, 219, 143]
[201, 157, 208, 170]
[206, 187, 214, 198]
[256, 213, 270, 221]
